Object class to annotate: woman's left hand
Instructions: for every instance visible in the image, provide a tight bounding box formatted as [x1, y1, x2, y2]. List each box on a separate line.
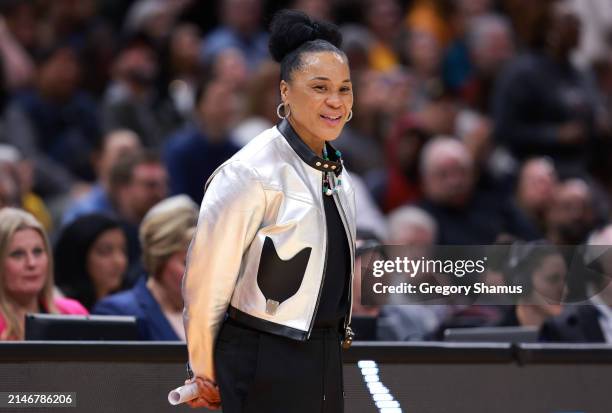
[184, 376, 221, 410]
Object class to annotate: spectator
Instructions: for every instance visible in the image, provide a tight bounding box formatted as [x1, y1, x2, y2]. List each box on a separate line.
[352, 174, 389, 242]
[545, 178, 595, 245]
[399, 27, 444, 112]
[162, 23, 204, 120]
[387, 205, 437, 246]
[54, 214, 128, 310]
[350, 237, 385, 340]
[102, 35, 180, 147]
[0, 0, 38, 54]
[40, 0, 116, 97]
[0, 56, 62, 202]
[413, 93, 460, 142]
[492, 1, 596, 178]
[418, 137, 539, 244]
[62, 129, 142, 224]
[0, 144, 52, 231]
[442, 0, 496, 95]
[333, 70, 391, 178]
[0, 15, 34, 90]
[500, 0, 554, 50]
[457, 111, 515, 197]
[589, 56, 612, 191]
[541, 225, 612, 342]
[404, 0, 454, 47]
[123, 0, 190, 46]
[107, 150, 168, 282]
[108, 150, 168, 226]
[0, 208, 87, 341]
[496, 241, 566, 328]
[569, 0, 612, 69]
[231, 60, 280, 147]
[375, 207, 452, 340]
[0, 146, 22, 212]
[339, 24, 374, 76]
[210, 47, 249, 92]
[201, 0, 269, 71]
[515, 157, 559, 234]
[456, 14, 516, 113]
[0, 167, 18, 209]
[8, 44, 101, 195]
[364, 0, 403, 72]
[93, 195, 198, 341]
[379, 115, 429, 212]
[164, 76, 240, 203]
[455, 0, 495, 21]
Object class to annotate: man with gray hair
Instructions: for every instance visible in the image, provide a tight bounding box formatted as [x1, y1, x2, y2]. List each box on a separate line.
[418, 136, 538, 244]
[464, 13, 516, 112]
[376, 205, 452, 341]
[444, 12, 515, 112]
[467, 14, 515, 75]
[387, 205, 437, 246]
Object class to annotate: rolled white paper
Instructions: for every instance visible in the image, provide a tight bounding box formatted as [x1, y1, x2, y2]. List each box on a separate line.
[168, 382, 200, 405]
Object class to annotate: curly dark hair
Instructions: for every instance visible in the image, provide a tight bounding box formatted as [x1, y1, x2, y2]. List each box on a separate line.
[268, 9, 345, 81]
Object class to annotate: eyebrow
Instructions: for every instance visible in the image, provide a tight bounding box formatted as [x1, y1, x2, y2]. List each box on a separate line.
[309, 76, 352, 83]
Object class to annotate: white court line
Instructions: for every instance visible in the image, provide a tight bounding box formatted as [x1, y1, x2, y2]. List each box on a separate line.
[357, 360, 403, 413]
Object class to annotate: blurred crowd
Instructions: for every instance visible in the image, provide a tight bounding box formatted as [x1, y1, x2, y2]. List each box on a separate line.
[1, 0, 612, 342]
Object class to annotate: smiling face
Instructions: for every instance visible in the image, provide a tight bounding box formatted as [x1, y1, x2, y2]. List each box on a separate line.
[280, 51, 353, 152]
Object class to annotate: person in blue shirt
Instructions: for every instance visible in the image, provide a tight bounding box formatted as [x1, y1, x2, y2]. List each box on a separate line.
[93, 195, 198, 341]
[200, 0, 269, 72]
[9, 44, 101, 196]
[63, 129, 142, 225]
[163, 75, 240, 203]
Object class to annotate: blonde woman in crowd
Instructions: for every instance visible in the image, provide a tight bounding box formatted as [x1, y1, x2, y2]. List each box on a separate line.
[0, 208, 87, 340]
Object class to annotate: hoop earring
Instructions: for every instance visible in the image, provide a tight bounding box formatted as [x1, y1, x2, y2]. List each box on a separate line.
[346, 110, 353, 122]
[276, 103, 291, 119]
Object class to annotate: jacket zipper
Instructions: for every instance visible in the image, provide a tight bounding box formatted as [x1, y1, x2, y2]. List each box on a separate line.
[331, 173, 355, 334]
[306, 171, 329, 340]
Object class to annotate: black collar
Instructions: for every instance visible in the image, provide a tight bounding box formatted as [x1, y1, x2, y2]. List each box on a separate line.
[277, 119, 343, 175]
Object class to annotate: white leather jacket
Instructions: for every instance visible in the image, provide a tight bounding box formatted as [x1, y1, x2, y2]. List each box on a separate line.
[182, 119, 356, 381]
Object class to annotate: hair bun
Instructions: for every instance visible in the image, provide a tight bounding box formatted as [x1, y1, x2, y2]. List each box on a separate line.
[268, 10, 342, 63]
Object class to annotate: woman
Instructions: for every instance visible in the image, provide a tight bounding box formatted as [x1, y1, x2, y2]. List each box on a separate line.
[498, 241, 567, 327]
[541, 225, 612, 342]
[93, 195, 197, 341]
[0, 208, 87, 340]
[183, 10, 356, 412]
[54, 213, 128, 310]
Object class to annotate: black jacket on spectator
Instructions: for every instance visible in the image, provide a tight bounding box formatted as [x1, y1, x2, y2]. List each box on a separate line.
[539, 305, 605, 343]
[493, 53, 596, 178]
[419, 192, 540, 245]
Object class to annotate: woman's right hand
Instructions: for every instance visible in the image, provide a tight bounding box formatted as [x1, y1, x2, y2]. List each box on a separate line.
[185, 377, 221, 410]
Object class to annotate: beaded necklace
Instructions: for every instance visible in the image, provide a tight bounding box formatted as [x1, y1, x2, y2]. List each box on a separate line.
[322, 145, 343, 196]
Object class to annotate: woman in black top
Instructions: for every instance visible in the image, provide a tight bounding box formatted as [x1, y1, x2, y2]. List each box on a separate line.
[183, 10, 355, 413]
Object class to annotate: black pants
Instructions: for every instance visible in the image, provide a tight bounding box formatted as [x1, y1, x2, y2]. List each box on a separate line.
[214, 318, 344, 413]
